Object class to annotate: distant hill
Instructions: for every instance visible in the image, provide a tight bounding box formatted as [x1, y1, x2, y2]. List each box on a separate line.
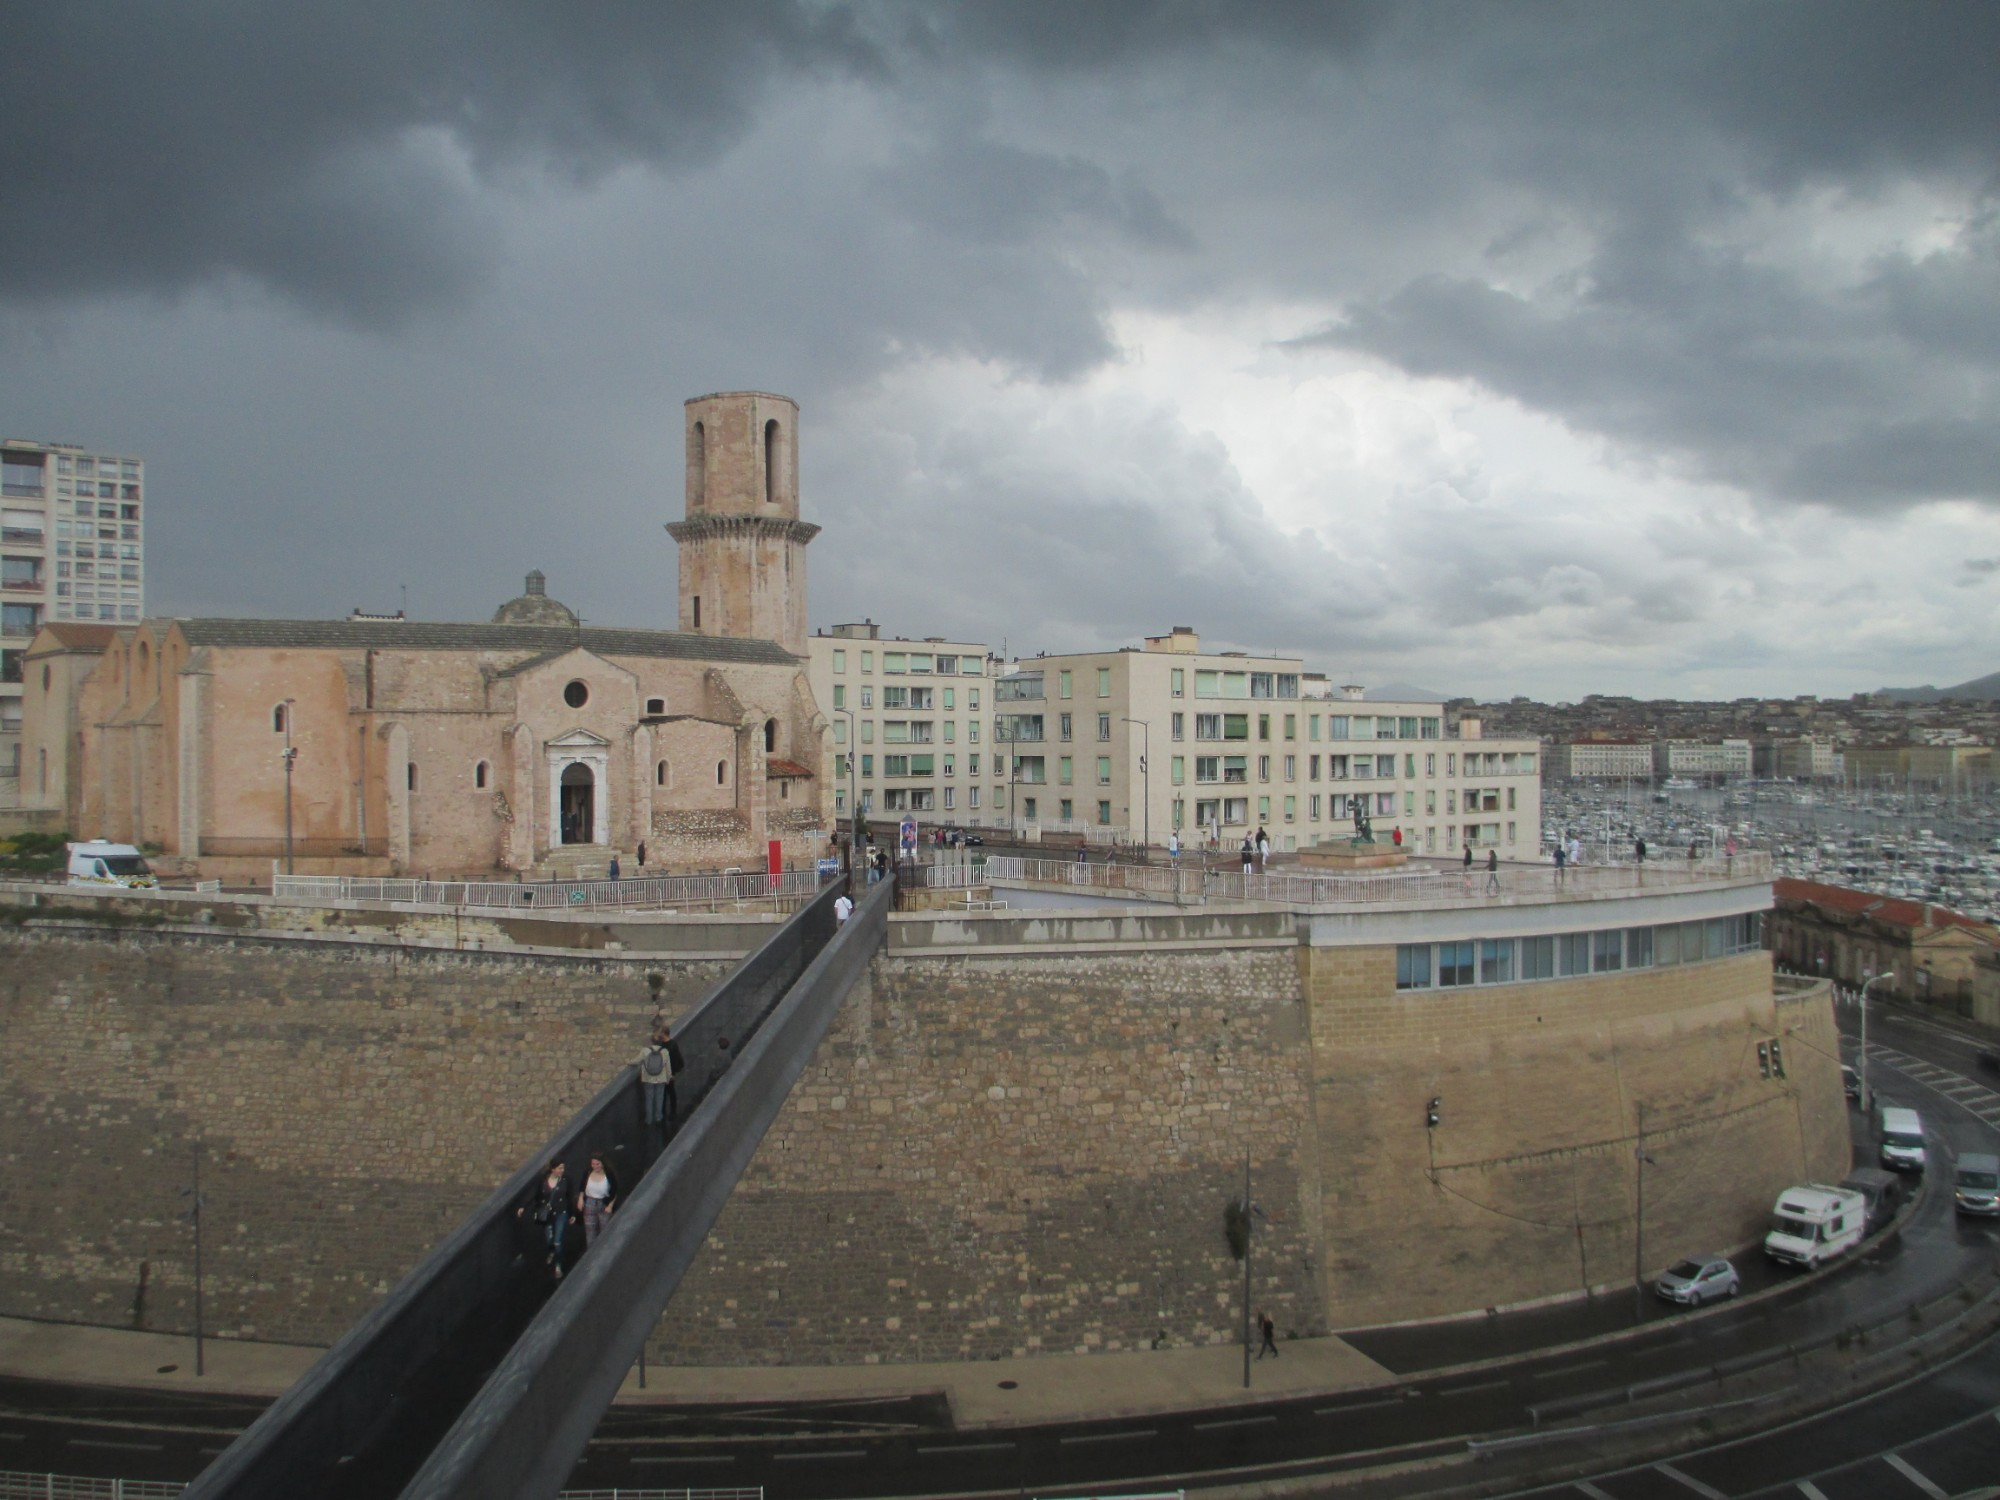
[1877, 669, 2000, 703]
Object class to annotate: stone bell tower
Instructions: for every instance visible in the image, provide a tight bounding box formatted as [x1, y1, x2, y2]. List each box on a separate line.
[667, 391, 819, 656]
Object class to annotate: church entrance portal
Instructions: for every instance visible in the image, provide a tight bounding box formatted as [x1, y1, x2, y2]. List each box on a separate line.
[559, 762, 596, 845]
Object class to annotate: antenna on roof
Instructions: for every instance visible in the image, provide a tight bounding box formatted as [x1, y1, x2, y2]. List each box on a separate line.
[400, 583, 408, 619]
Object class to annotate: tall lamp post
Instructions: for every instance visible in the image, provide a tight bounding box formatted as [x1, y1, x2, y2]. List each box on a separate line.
[1121, 717, 1150, 858]
[280, 698, 298, 876]
[1859, 969, 1894, 1115]
[835, 706, 860, 879]
[1632, 1105, 1656, 1323]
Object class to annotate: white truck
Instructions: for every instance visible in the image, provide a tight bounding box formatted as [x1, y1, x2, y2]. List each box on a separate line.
[66, 840, 158, 891]
[1763, 1183, 1866, 1269]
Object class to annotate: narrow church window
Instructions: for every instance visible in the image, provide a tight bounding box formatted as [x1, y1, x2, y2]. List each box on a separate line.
[763, 718, 776, 753]
[692, 596, 701, 629]
[764, 419, 779, 504]
[475, 761, 488, 789]
[646, 697, 665, 715]
[716, 760, 727, 786]
[564, 680, 589, 709]
[407, 763, 418, 792]
[691, 420, 706, 506]
[272, 704, 286, 733]
[656, 760, 668, 787]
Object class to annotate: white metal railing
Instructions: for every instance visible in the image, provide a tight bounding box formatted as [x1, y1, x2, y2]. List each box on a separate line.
[979, 851, 1771, 908]
[0, 1477, 760, 1500]
[271, 868, 827, 913]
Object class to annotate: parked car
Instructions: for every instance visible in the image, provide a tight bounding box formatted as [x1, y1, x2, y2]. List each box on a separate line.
[1654, 1255, 1740, 1306]
[1840, 1167, 1904, 1234]
[66, 840, 158, 890]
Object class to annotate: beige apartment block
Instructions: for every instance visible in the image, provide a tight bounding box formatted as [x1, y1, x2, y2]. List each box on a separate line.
[991, 628, 1542, 855]
[2, 440, 146, 806]
[1654, 738, 1755, 779]
[806, 622, 994, 828]
[1554, 740, 1654, 779]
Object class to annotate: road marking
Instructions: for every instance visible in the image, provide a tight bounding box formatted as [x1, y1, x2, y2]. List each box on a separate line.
[631, 1454, 735, 1466]
[1656, 1462, 1729, 1498]
[66, 1438, 164, 1452]
[1193, 1413, 1277, 1431]
[1315, 1394, 1406, 1415]
[1795, 1482, 1830, 1500]
[1058, 1428, 1156, 1445]
[1439, 1377, 1510, 1397]
[1883, 1452, 1949, 1498]
[771, 1449, 867, 1462]
[1575, 1483, 1616, 1500]
[916, 1441, 1015, 1455]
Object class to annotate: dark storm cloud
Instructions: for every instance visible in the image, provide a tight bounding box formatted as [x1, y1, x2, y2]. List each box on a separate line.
[0, 0, 878, 324]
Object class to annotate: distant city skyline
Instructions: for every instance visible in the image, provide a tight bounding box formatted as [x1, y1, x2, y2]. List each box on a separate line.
[2, 3, 1996, 703]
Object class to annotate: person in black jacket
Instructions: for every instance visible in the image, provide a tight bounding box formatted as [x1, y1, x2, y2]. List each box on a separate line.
[516, 1160, 570, 1279]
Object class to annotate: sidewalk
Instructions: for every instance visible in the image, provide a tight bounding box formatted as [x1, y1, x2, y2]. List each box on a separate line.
[0, 1314, 1392, 1428]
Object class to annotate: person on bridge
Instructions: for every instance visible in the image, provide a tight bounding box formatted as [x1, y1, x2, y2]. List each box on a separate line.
[834, 891, 854, 925]
[638, 1021, 685, 1135]
[1485, 847, 1500, 895]
[578, 1154, 618, 1248]
[517, 1159, 570, 1280]
[1241, 837, 1255, 875]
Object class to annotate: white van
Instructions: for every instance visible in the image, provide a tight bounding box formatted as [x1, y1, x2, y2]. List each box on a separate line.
[1954, 1152, 2000, 1217]
[1763, 1184, 1866, 1269]
[66, 840, 158, 891]
[1878, 1106, 1926, 1173]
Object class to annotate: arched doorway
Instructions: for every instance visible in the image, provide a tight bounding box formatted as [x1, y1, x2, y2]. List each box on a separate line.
[559, 762, 596, 845]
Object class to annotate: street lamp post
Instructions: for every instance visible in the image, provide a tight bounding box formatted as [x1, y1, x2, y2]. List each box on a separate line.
[1632, 1106, 1657, 1324]
[1859, 969, 1894, 1115]
[1121, 717, 1150, 858]
[281, 699, 298, 876]
[835, 707, 860, 880]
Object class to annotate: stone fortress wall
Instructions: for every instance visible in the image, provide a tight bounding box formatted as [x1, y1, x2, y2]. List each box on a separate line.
[0, 882, 1845, 1363]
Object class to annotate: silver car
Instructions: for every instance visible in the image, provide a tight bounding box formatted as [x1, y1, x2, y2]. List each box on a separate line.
[1655, 1255, 1741, 1307]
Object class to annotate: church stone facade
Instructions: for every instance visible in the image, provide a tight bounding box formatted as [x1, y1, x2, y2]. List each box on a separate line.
[19, 393, 830, 879]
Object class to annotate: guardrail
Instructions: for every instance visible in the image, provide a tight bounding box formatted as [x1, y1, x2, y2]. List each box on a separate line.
[183, 879, 858, 1500]
[270, 868, 828, 912]
[978, 851, 1771, 907]
[0, 1477, 760, 1500]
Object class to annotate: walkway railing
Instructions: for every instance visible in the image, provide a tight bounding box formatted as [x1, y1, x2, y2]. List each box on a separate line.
[271, 868, 827, 912]
[0, 1476, 757, 1500]
[978, 851, 1772, 907]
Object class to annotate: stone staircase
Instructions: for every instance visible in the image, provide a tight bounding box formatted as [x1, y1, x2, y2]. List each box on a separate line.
[528, 848, 631, 883]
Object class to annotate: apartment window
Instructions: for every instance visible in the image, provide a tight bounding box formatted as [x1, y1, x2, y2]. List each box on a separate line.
[969, 755, 979, 775]
[1059, 670, 1072, 699]
[832, 649, 846, 673]
[1097, 800, 1111, 825]
[861, 722, 874, 744]
[969, 721, 980, 743]
[861, 754, 874, 776]
[943, 687, 954, 710]
[1170, 712, 1184, 740]
[862, 651, 873, 673]
[1223, 755, 1247, 783]
[1422, 718, 1441, 739]
[1326, 716, 1348, 740]
[833, 721, 847, 747]
[1250, 672, 1273, 698]
[1196, 756, 1219, 783]
[968, 786, 980, 809]
[1480, 940, 1513, 984]
[1196, 713, 1221, 740]
[1519, 936, 1555, 980]
[1508, 785, 1517, 811]
[1258, 795, 1270, 821]
[1171, 756, 1185, 785]
[943, 755, 954, 776]
[1560, 933, 1590, 976]
[1626, 928, 1655, 968]
[860, 686, 873, 709]
[884, 652, 906, 673]
[1060, 712, 1072, 741]
[1283, 755, 1295, 781]
[1425, 753, 1435, 776]
[969, 689, 979, 710]
[2, 603, 43, 635]
[1023, 796, 1037, 820]
[1283, 795, 1296, 822]
[1447, 753, 1456, 775]
[1224, 714, 1249, 740]
[943, 787, 955, 809]
[937, 655, 958, 674]
[1059, 756, 1073, 784]
[1258, 713, 1270, 741]
[1284, 714, 1295, 740]
[1097, 713, 1111, 740]
[944, 722, 955, 743]
[1096, 756, 1111, 784]
[1395, 945, 1432, 990]
[832, 684, 845, 709]
[1060, 798, 1073, 820]
[1257, 755, 1270, 781]
[1170, 668, 1184, 698]
[1437, 941, 1475, 987]
[1097, 668, 1111, 697]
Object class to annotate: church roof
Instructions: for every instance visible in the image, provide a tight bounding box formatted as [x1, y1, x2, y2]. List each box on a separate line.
[170, 618, 798, 666]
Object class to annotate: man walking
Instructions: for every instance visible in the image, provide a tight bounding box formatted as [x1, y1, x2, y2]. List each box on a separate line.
[1257, 1308, 1279, 1359]
[834, 890, 854, 925]
[637, 1019, 686, 1135]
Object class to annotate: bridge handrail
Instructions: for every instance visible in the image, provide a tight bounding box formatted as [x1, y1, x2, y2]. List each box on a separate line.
[182, 880, 846, 1500]
[399, 875, 894, 1498]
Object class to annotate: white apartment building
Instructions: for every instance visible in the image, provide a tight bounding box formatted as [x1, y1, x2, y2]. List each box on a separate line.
[991, 627, 1542, 855]
[1654, 738, 1755, 779]
[806, 622, 995, 827]
[2, 440, 147, 802]
[1554, 740, 1655, 779]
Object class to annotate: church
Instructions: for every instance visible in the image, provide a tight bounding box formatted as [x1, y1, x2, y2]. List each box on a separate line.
[19, 392, 831, 880]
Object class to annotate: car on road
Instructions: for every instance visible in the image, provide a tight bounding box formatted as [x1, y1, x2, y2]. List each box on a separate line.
[1878, 1105, 1927, 1173]
[1954, 1152, 2000, 1217]
[1842, 1064, 1861, 1102]
[1655, 1255, 1741, 1306]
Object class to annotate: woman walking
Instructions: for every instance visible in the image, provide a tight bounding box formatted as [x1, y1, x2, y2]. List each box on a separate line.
[577, 1153, 618, 1249]
[517, 1159, 570, 1281]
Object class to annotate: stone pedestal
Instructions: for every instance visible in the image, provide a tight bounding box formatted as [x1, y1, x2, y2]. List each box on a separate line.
[1296, 839, 1411, 871]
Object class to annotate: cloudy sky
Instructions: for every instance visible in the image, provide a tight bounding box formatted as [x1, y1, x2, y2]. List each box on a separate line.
[5, 2, 1998, 701]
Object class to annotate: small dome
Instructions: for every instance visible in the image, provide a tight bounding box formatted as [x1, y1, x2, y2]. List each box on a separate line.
[493, 570, 579, 626]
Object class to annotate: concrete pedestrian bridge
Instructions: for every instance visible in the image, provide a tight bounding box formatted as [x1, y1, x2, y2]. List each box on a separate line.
[0, 848, 1840, 1496]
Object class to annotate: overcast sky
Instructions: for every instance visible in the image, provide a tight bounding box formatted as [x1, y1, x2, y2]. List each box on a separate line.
[5, 2, 1997, 701]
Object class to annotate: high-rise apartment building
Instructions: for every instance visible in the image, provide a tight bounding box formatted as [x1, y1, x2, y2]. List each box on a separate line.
[807, 622, 996, 825]
[1, 439, 146, 800]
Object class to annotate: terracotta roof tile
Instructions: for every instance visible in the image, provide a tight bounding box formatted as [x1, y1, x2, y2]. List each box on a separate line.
[1774, 877, 1998, 941]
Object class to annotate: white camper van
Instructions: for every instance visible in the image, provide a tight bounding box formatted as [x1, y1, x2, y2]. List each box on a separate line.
[1878, 1106, 1927, 1173]
[1763, 1183, 1866, 1269]
[66, 840, 158, 891]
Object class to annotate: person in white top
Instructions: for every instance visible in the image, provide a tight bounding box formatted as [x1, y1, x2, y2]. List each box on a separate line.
[834, 892, 854, 924]
[577, 1154, 617, 1248]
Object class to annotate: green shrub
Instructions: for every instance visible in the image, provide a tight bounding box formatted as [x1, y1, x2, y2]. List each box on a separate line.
[0, 832, 71, 874]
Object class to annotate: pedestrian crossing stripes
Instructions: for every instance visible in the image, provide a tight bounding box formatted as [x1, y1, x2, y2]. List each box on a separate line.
[1858, 1042, 2000, 1128]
